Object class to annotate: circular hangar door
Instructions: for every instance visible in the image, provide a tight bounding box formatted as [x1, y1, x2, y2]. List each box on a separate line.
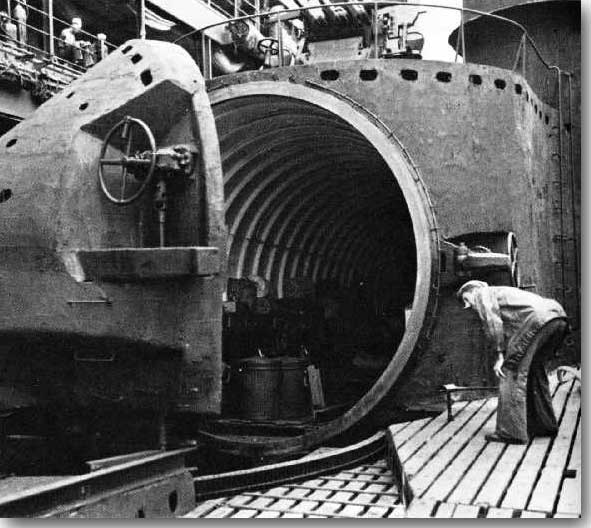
[209, 81, 438, 456]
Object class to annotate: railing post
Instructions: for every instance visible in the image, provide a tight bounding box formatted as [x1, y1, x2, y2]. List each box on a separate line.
[511, 33, 524, 72]
[201, 33, 212, 80]
[254, 0, 260, 30]
[373, 2, 379, 59]
[276, 18, 283, 67]
[522, 35, 527, 78]
[48, 0, 54, 57]
[138, 0, 146, 39]
[460, 5, 466, 63]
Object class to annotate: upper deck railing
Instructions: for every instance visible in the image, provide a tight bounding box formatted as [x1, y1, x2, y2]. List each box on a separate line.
[1, 0, 117, 68]
[174, 1, 570, 93]
[0, 0, 117, 102]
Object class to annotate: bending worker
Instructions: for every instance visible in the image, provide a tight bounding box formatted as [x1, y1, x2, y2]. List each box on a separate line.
[456, 280, 569, 444]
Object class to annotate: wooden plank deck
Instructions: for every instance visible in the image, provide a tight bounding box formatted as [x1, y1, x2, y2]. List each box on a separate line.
[185, 376, 580, 519]
[392, 376, 581, 518]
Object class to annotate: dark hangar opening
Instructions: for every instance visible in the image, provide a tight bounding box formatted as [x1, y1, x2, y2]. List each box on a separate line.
[214, 95, 417, 420]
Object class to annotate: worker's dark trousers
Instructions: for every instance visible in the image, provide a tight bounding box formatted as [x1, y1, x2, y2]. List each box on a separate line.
[496, 319, 568, 442]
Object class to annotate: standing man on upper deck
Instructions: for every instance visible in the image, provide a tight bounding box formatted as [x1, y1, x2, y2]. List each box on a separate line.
[12, 0, 27, 46]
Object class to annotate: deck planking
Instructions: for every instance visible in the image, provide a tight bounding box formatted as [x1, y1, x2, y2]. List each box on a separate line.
[185, 376, 580, 519]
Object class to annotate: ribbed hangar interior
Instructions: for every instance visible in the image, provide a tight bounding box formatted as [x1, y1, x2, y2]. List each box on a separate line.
[214, 94, 417, 410]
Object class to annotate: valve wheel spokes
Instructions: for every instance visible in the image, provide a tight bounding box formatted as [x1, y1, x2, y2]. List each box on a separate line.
[257, 38, 280, 56]
[98, 116, 157, 205]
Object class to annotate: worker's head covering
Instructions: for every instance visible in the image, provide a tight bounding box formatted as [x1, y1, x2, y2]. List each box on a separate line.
[456, 280, 488, 308]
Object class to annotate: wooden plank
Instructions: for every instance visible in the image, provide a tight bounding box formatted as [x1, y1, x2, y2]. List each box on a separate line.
[398, 404, 472, 463]
[206, 506, 236, 518]
[306, 489, 333, 501]
[447, 441, 505, 504]
[405, 498, 437, 518]
[452, 504, 482, 518]
[255, 510, 281, 518]
[281, 512, 305, 518]
[341, 479, 372, 491]
[388, 420, 412, 436]
[313, 479, 347, 491]
[364, 465, 390, 475]
[260, 485, 290, 496]
[555, 476, 580, 515]
[433, 502, 456, 517]
[183, 498, 225, 518]
[416, 401, 497, 497]
[227, 494, 255, 507]
[527, 381, 579, 512]
[473, 443, 528, 507]
[366, 483, 401, 506]
[520, 510, 547, 518]
[230, 509, 258, 518]
[246, 490, 386, 510]
[567, 416, 581, 472]
[390, 417, 433, 447]
[387, 506, 407, 518]
[501, 436, 552, 510]
[290, 500, 321, 513]
[349, 492, 379, 504]
[364, 506, 390, 518]
[339, 504, 365, 516]
[284, 487, 313, 499]
[246, 496, 275, 509]
[405, 400, 491, 479]
[486, 507, 514, 518]
[314, 501, 342, 515]
[553, 513, 580, 518]
[475, 379, 572, 509]
[269, 498, 297, 510]
[427, 412, 496, 500]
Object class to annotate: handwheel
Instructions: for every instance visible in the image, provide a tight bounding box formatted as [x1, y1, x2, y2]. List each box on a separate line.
[98, 116, 157, 205]
[257, 38, 280, 56]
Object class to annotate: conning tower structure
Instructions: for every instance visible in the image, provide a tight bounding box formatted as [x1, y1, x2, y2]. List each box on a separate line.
[450, 0, 581, 366]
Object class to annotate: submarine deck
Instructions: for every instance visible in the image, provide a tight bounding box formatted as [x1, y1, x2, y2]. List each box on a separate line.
[185, 375, 581, 518]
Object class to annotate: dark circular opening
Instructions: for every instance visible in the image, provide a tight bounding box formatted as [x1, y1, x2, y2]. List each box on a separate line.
[0, 188, 12, 203]
[360, 69, 378, 81]
[436, 71, 452, 83]
[79, 102, 89, 111]
[140, 69, 153, 86]
[320, 69, 339, 81]
[213, 94, 419, 424]
[6, 138, 17, 148]
[401, 69, 418, 81]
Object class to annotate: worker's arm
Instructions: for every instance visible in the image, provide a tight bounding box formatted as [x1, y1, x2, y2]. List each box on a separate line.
[472, 288, 506, 378]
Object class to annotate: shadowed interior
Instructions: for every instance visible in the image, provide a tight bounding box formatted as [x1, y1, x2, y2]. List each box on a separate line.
[214, 95, 417, 411]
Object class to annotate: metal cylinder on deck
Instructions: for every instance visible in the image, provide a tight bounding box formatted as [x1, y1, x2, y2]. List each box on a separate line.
[237, 357, 282, 421]
[278, 357, 313, 422]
